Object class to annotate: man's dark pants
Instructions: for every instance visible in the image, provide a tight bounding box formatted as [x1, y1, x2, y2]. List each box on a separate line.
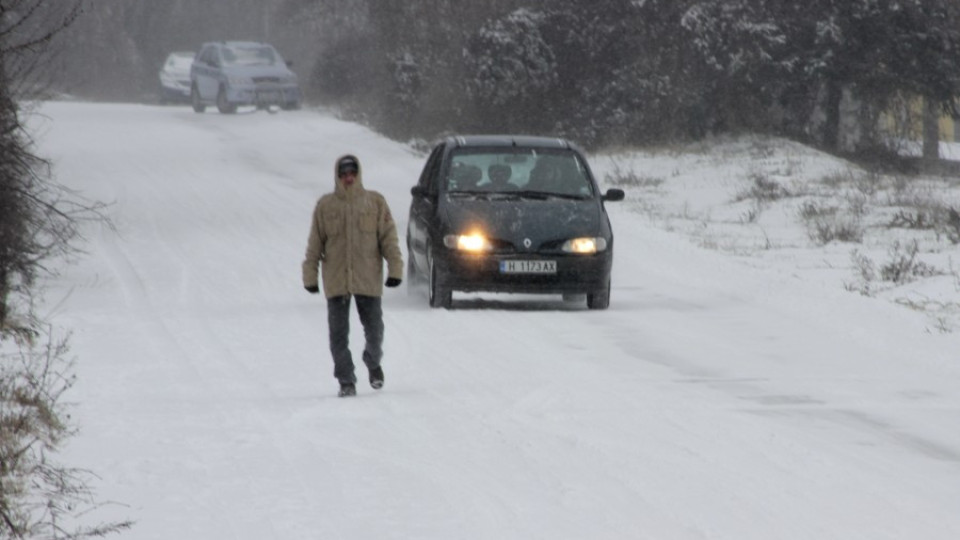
[327, 294, 383, 384]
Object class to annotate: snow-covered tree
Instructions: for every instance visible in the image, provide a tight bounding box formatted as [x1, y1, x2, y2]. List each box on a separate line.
[680, 1, 795, 134]
[12, 0, 960, 151]
[463, 8, 557, 133]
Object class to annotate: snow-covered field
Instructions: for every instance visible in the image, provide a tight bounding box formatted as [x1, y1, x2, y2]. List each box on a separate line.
[25, 101, 960, 539]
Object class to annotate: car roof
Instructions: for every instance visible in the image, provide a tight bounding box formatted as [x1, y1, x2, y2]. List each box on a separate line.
[443, 134, 576, 150]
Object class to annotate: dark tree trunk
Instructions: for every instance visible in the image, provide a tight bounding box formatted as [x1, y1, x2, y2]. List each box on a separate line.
[923, 96, 940, 161]
[822, 79, 842, 151]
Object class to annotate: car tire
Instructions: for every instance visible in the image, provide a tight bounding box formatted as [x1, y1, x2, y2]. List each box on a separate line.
[191, 85, 205, 113]
[216, 86, 237, 114]
[281, 101, 301, 111]
[587, 279, 611, 310]
[427, 246, 451, 309]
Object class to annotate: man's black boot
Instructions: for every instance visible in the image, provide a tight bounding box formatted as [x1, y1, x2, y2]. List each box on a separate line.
[338, 382, 357, 397]
[369, 366, 384, 390]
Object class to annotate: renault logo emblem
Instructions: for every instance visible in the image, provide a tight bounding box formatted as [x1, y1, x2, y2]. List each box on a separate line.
[523, 238, 532, 248]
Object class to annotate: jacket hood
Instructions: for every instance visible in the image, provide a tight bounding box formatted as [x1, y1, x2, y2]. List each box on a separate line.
[333, 154, 364, 197]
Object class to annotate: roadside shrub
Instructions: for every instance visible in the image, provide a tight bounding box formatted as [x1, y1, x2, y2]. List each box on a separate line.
[888, 209, 938, 230]
[847, 249, 877, 296]
[819, 170, 853, 189]
[879, 240, 940, 284]
[603, 160, 663, 188]
[1, 324, 134, 538]
[740, 203, 761, 224]
[735, 172, 791, 203]
[853, 169, 883, 197]
[942, 207, 960, 244]
[885, 177, 939, 209]
[799, 201, 864, 245]
[887, 206, 960, 245]
[846, 241, 940, 296]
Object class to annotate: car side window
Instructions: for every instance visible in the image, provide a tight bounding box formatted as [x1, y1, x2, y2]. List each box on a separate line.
[426, 148, 445, 194]
[210, 48, 222, 68]
[418, 144, 444, 193]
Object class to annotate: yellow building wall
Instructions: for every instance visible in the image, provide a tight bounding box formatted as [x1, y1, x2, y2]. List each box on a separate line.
[945, 114, 958, 143]
[879, 97, 957, 143]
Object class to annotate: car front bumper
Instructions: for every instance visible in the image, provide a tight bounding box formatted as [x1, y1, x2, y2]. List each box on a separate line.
[160, 80, 191, 99]
[437, 250, 613, 295]
[225, 85, 301, 106]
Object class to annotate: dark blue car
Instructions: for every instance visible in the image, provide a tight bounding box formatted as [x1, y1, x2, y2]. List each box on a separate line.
[406, 135, 625, 309]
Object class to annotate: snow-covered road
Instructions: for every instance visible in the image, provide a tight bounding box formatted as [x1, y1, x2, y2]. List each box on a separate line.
[28, 101, 960, 539]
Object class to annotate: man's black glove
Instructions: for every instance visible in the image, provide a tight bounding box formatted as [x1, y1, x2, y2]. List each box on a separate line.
[385, 277, 402, 288]
[305, 285, 320, 294]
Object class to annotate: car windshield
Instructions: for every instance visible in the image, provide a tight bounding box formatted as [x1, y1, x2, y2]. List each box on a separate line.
[445, 148, 593, 198]
[221, 45, 279, 66]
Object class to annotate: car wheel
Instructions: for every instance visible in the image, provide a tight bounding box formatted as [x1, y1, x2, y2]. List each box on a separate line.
[427, 246, 451, 309]
[216, 86, 237, 114]
[587, 279, 611, 310]
[191, 85, 205, 113]
[281, 101, 301, 111]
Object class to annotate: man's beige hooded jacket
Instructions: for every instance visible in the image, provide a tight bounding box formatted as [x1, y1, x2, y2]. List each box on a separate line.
[302, 155, 403, 298]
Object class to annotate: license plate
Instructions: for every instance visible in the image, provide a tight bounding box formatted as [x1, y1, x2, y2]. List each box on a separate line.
[499, 260, 557, 274]
[257, 91, 280, 102]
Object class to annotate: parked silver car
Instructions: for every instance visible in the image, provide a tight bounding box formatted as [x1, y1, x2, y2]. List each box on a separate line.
[190, 41, 301, 113]
[158, 51, 194, 104]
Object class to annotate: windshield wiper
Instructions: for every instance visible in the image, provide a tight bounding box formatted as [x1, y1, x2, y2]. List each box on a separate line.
[449, 190, 588, 201]
[512, 190, 588, 201]
[448, 190, 490, 198]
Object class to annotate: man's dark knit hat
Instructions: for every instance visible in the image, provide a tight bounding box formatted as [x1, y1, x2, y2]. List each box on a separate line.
[337, 155, 359, 176]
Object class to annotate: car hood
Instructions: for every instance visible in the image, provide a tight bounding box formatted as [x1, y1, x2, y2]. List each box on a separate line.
[162, 66, 191, 78]
[441, 195, 604, 251]
[162, 55, 195, 77]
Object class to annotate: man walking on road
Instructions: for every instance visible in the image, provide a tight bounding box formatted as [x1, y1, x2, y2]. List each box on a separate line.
[302, 155, 404, 397]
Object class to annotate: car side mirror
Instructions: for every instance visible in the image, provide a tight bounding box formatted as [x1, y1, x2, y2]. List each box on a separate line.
[411, 185, 427, 197]
[602, 188, 625, 202]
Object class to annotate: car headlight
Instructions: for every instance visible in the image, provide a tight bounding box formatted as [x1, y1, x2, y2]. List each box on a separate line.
[444, 233, 492, 252]
[562, 237, 608, 254]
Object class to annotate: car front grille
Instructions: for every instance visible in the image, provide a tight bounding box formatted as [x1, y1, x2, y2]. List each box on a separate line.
[253, 76, 282, 84]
